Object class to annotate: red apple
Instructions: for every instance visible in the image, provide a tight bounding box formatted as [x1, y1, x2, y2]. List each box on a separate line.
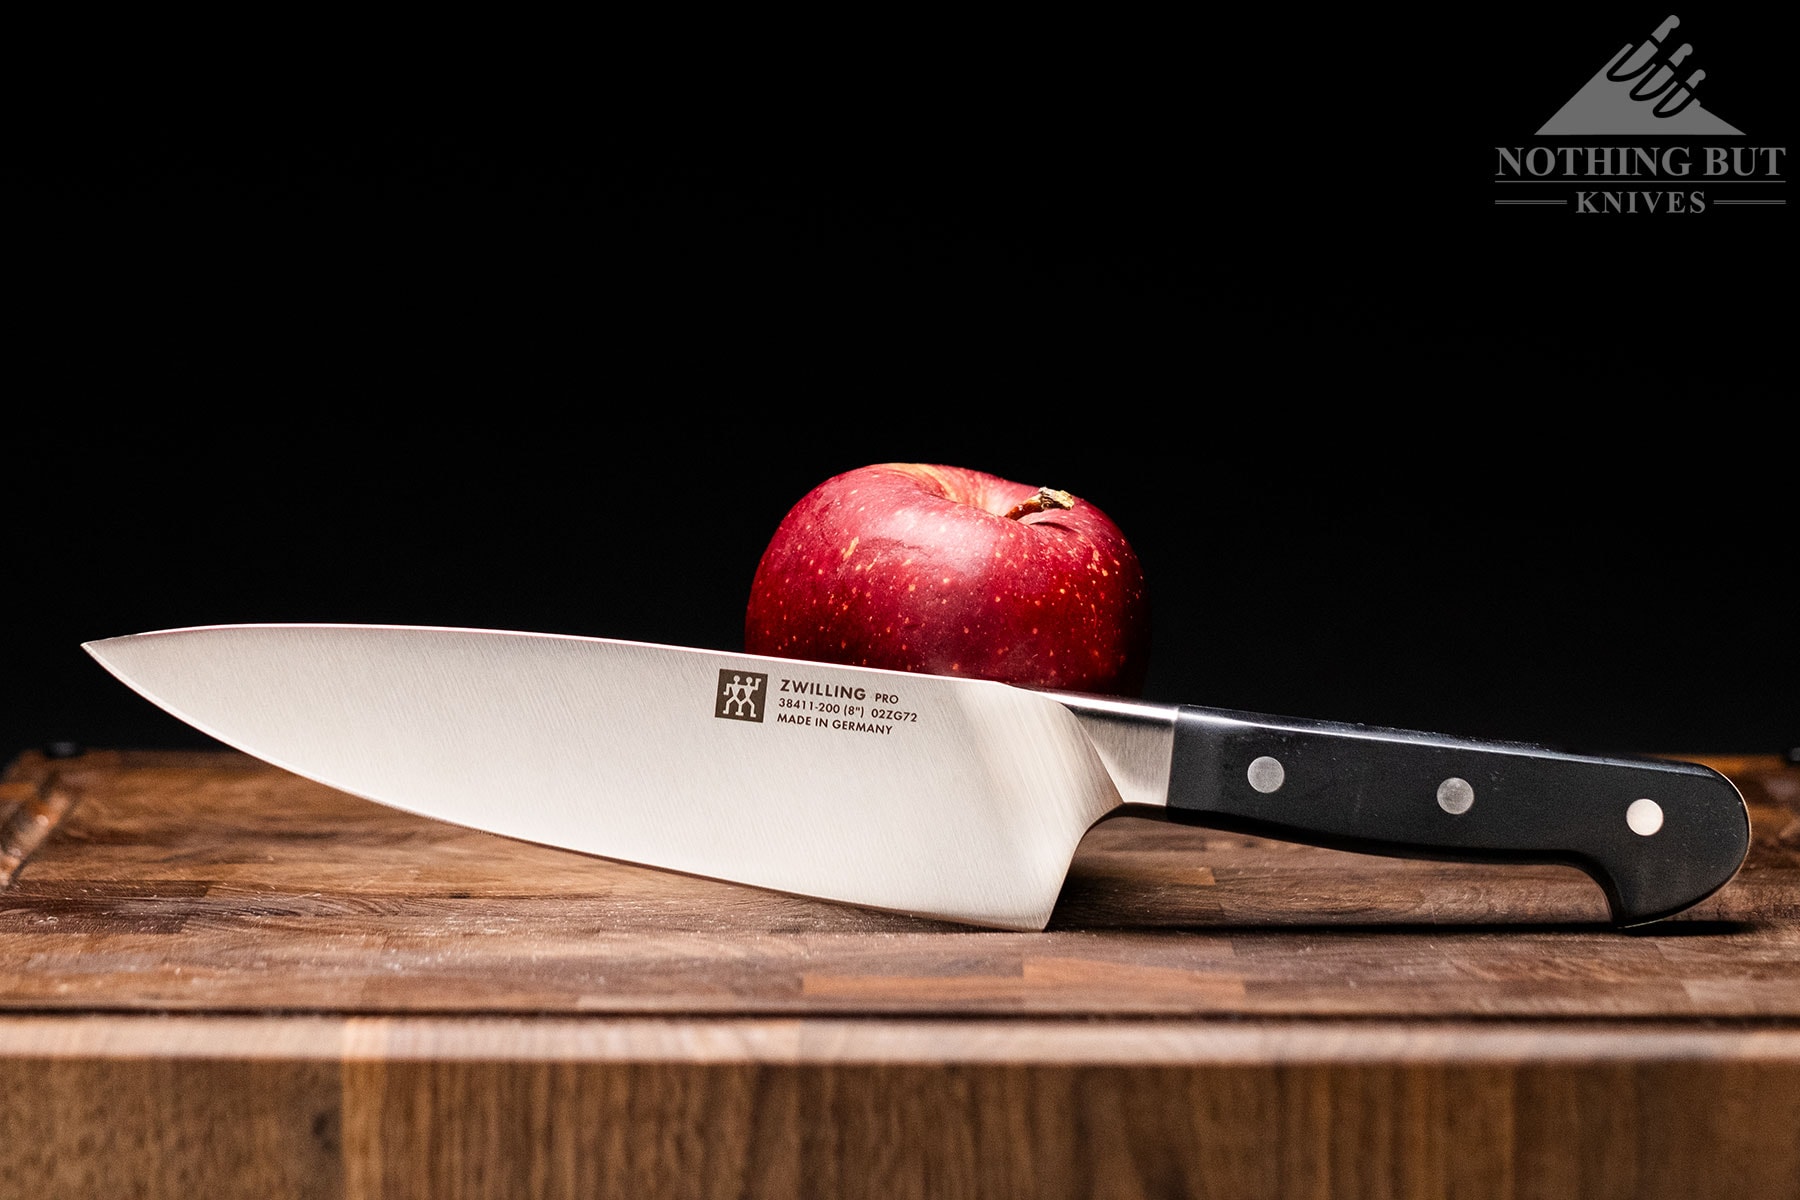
[744, 463, 1150, 695]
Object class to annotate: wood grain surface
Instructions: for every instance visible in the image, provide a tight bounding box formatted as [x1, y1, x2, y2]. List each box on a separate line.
[2, 748, 1799, 1198]
[3, 749, 1798, 1018]
[7, 1015, 1800, 1200]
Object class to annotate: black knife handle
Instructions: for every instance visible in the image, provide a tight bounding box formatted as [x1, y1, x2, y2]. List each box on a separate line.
[1163, 706, 1750, 925]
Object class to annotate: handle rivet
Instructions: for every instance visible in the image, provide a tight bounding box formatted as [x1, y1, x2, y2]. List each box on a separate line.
[1437, 777, 1475, 815]
[1247, 756, 1285, 793]
[1627, 798, 1664, 836]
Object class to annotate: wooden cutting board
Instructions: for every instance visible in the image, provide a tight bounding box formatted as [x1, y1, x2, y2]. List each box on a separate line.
[4, 747, 1800, 1199]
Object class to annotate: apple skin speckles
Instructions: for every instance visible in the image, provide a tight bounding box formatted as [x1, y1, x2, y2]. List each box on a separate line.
[744, 463, 1151, 697]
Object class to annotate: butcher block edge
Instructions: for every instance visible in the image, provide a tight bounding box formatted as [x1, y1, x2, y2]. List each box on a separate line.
[5, 745, 1800, 1198]
[5, 1013, 1800, 1200]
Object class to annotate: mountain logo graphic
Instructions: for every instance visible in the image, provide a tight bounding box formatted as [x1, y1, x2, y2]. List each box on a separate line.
[1537, 15, 1744, 136]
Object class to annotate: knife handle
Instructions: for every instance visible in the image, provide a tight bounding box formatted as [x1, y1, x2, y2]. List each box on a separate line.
[1162, 706, 1750, 924]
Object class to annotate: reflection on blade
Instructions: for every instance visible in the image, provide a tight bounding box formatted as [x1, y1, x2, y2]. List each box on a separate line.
[85, 624, 1126, 930]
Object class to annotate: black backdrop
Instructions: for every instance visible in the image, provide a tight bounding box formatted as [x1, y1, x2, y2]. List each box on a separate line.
[6, 7, 1792, 762]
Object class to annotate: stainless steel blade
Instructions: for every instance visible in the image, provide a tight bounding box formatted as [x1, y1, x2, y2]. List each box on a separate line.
[84, 624, 1129, 930]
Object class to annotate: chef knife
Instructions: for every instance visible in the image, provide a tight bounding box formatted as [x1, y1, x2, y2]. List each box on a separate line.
[83, 624, 1749, 930]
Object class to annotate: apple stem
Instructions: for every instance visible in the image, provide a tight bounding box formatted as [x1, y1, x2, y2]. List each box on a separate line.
[1002, 487, 1076, 520]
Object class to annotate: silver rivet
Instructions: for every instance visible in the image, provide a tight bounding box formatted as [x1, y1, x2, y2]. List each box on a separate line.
[1437, 777, 1475, 815]
[1247, 756, 1285, 793]
[1627, 798, 1664, 836]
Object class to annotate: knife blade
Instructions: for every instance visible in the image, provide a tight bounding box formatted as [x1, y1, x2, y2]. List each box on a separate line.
[83, 624, 1749, 930]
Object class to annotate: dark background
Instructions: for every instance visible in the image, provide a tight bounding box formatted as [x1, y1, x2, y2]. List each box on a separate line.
[6, 7, 1792, 764]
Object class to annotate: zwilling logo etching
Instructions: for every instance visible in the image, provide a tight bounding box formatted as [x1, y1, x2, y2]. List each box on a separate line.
[1495, 14, 1785, 212]
[716, 670, 767, 722]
